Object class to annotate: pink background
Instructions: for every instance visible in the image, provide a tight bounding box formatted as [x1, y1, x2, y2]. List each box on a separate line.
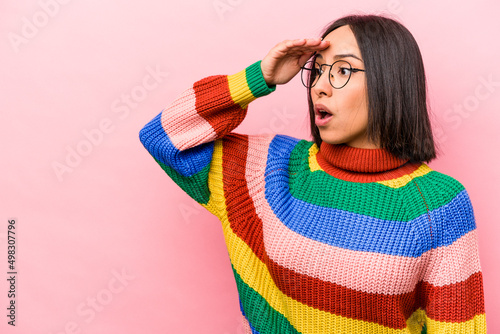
[2, 0, 499, 333]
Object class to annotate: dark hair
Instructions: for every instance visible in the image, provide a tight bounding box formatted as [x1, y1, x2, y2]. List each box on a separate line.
[308, 14, 436, 162]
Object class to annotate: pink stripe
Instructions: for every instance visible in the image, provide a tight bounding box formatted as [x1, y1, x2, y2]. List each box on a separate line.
[244, 136, 481, 295]
[240, 315, 252, 334]
[419, 229, 482, 286]
[160, 86, 217, 150]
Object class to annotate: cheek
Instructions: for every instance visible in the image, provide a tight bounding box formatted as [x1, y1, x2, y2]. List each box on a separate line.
[345, 82, 367, 108]
[336, 85, 367, 116]
[339, 86, 369, 128]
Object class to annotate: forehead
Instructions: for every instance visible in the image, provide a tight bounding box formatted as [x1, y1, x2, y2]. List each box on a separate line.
[316, 25, 362, 62]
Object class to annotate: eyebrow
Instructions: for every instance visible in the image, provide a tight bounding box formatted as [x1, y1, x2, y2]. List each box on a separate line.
[316, 53, 363, 62]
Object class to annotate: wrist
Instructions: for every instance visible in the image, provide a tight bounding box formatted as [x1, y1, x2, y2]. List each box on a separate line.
[250, 60, 276, 93]
[260, 61, 276, 88]
[226, 61, 276, 108]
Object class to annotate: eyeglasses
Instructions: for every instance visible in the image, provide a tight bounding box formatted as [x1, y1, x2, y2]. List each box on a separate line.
[300, 59, 365, 89]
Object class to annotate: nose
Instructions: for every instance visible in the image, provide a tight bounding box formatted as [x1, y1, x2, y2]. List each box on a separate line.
[311, 67, 332, 97]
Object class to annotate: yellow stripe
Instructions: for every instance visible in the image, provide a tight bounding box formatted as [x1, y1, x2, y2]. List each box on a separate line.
[206, 140, 417, 334]
[308, 144, 322, 172]
[201, 138, 225, 215]
[227, 69, 256, 109]
[376, 164, 432, 188]
[425, 313, 487, 333]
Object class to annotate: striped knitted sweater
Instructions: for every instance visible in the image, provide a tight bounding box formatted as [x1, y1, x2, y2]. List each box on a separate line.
[139, 60, 487, 333]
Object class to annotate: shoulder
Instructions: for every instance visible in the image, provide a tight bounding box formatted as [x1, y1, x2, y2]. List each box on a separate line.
[415, 164, 466, 194]
[413, 164, 471, 213]
[266, 134, 315, 157]
[411, 164, 476, 250]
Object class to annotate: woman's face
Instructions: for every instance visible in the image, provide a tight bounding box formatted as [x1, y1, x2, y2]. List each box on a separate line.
[311, 25, 377, 149]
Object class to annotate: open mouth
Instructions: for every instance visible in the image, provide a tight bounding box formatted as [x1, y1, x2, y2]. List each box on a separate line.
[314, 104, 333, 126]
[315, 109, 333, 126]
[318, 110, 330, 119]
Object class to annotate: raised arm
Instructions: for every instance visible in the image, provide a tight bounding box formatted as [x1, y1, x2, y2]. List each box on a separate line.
[138, 60, 275, 211]
[138, 38, 330, 215]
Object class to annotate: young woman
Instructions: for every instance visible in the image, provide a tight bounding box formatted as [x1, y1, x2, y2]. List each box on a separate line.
[139, 14, 486, 334]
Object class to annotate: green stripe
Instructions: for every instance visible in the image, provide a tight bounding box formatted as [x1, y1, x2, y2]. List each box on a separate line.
[155, 158, 211, 205]
[232, 264, 300, 334]
[246, 60, 276, 98]
[288, 141, 465, 221]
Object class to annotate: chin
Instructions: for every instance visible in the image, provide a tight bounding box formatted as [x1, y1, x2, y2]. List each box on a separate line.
[320, 138, 345, 145]
[322, 137, 379, 149]
[318, 133, 348, 145]
[319, 130, 370, 148]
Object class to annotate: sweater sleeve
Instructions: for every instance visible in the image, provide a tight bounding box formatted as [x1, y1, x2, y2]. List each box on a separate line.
[416, 182, 487, 333]
[138, 60, 276, 215]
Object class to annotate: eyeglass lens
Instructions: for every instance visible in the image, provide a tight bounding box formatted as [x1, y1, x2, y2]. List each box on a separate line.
[301, 60, 353, 89]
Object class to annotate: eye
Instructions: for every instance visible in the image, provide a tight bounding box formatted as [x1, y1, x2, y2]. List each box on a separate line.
[339, 67, 352, 76]
[312, 64, 323, 77]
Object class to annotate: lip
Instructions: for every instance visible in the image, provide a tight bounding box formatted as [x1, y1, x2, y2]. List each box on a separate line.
[314, 103, 333, 126]
[314, 104, 333, 116]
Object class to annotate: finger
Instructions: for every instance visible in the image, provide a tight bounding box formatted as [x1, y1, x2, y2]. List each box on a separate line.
[271, 38, 329, 59]
[304, 37, 323, 45]
[285, 38, 320, 48]
[304, 38, 329, 48]
[285, 38, 329, 51]
[281, 43, 329, 56]
[285, 39, 304, 47]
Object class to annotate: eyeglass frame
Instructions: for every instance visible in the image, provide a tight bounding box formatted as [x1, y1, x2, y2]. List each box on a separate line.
[300, 58, 366, 89]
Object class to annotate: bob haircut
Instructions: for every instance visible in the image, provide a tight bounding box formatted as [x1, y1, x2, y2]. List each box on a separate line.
[307, 14, 437, 163]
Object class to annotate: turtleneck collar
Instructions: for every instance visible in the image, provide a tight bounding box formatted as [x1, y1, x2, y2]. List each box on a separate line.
[315, 142, 419, 182]
[319, 142, 409, 172]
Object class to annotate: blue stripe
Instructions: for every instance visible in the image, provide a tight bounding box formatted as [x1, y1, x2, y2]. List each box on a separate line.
[264, 135, 476, 257]
[139, 112, 213, 177]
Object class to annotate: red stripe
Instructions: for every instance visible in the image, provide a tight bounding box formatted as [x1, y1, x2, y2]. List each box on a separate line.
[415, 271, 485, 322]
[221, 135, 485, 328]
[193, 76, 247, 138]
